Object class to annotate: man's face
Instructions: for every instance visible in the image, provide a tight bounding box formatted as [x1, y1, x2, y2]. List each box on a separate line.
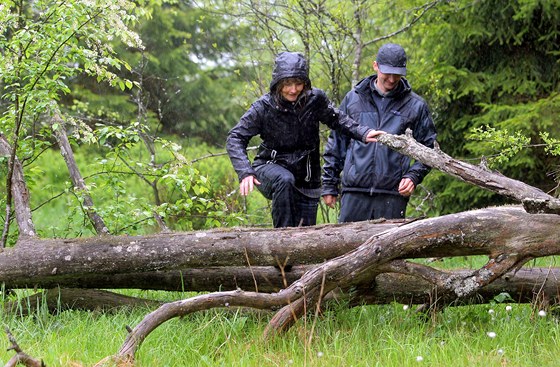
[373, 61, 402, 94]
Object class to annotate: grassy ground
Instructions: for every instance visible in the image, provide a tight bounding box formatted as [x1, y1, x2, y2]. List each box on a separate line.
[4, 141, 559, 366]
[1, 288, 560, 367]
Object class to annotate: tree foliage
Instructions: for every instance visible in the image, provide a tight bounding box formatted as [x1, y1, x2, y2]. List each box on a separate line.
[2, 0, 560, 239]
[0, 1, 243, 245]
[114, 1, 254, 144]
[408, 0, 560, 214]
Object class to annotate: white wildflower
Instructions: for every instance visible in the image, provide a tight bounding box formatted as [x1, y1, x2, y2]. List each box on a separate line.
[487, 331, 497, 338]
[538, 310, 547, 317]
[416, 356, 423, 362]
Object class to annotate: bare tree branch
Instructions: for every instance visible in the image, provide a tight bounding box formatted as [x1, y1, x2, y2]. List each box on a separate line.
[51, 112, 110, 235]
[0, 134, 36, 244]
[376, 130, 560, 213]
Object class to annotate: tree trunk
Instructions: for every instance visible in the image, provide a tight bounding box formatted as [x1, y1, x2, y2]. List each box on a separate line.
[0, 134, 36, 242]
[51, 113, 109, 235]
[0, 220, 399, 288]
[3, 206, 559, 292]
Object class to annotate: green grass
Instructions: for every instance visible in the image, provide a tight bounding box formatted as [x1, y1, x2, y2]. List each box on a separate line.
[2, 289, 560, 366]
[4, 139, 560, 366]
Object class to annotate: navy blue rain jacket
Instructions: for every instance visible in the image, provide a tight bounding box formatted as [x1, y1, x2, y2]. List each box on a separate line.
[322, 75, 437, 196]
[226, 52, 371, 189]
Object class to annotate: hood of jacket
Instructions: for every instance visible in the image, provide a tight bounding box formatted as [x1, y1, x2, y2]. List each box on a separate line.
[269, 52, 312, 93]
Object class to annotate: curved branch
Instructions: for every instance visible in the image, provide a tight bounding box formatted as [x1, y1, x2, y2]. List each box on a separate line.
[265, 206, 560, 335]
[117, 288, 302, 358]
[5, 328, 44, 367]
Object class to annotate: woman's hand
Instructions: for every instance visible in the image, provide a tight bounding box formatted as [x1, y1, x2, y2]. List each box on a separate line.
[239, 175, 261, 196]
[365, 129, 385, 143]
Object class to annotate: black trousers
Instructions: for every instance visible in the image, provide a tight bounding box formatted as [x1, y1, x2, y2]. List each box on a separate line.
[255, 163, 319, 228]
[339, 192, 408, 222]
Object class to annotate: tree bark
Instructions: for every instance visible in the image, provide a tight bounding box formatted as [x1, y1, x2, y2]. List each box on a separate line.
[0, 220, 399, 288]
[2, 207, 559, 292]
[2, 206, 560, 293]
[377, 131, 560, 213]
[3, 288, 160, 316]
[51, 112, 109, 236]
[4, 328, 45, 367]
[0, 134, 36, 242]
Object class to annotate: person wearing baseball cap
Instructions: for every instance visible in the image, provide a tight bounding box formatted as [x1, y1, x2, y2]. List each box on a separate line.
[376, 43, 408, 76]
[322, 43, 437, 222]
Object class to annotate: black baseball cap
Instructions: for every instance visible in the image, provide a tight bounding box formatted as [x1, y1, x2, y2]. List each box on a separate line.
[376, 43, 407, 76]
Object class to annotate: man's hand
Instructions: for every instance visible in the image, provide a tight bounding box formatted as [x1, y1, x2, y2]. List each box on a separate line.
[365, 129, 385, 143]
[322, 194, 338, 208]
[398, 177, 415, 197]
[239, 175, 260, 196]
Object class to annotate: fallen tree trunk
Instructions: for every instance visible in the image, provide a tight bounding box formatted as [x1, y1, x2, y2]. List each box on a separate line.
[3, 288, 161, 316]
[5, 266, 558, 317]
[0, 206, 557, 291]
[0, 220, 399, 288]
[113, 205, 560, 359]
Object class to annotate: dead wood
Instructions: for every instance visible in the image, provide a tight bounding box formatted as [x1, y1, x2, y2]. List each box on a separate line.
[0, 207, 555, 292]
[264, 205, 560, 335]
[4, 265, 557, 316]
[113, 206, 560, 358]
[377, 131, 560, 213]
[0, 134, 36, 243]
[3, 288, 160, 316]
[0, 220, 400, 289]
[352, 266, 560, 307]
[51, 113, 109, 236]
[4, 328, 45, 367]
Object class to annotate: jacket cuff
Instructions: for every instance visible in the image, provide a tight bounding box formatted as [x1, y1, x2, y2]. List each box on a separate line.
[239, 170, 257, 182]
[321, 187, 339, 197]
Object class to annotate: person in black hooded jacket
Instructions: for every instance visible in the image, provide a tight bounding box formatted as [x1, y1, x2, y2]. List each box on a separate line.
[322, 43, 437, 222]
[226, 51, 380, 228]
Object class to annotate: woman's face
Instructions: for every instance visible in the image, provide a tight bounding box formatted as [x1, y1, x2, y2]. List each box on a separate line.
[280, 78, 305, 102]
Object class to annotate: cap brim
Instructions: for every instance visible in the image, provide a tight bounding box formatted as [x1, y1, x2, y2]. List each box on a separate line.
[378, 64, 407, 76]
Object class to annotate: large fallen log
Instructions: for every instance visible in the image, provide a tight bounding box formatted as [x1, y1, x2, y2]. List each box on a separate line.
[1, 205, 557, 291]
[5, 265, 557, 317]
[112, 205, 560, 359]
[1, 220, 398, 289]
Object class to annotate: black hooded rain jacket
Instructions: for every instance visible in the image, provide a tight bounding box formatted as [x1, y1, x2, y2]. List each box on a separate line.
[226, 52, 371, 189]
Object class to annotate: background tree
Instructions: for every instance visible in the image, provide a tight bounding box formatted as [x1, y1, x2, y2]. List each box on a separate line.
[0, 0, 143, 245]
[406, 0, 560, 215]
[3, 0, 560, 237]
